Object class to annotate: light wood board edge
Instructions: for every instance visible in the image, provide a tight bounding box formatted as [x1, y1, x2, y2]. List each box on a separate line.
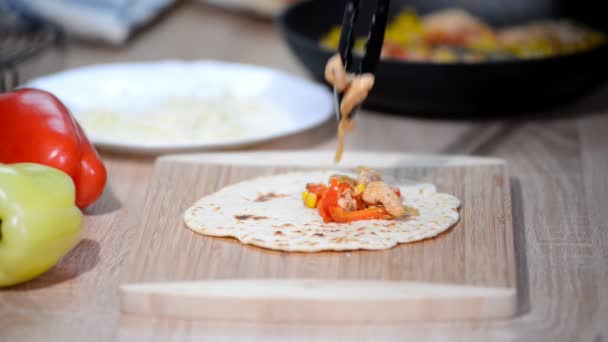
[120, 280, 516, 322]
[157, 151, 506, 168]
[501, 165, 518, 290]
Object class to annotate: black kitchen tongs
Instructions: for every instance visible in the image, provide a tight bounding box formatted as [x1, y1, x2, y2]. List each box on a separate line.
[334, 0, 390, 121]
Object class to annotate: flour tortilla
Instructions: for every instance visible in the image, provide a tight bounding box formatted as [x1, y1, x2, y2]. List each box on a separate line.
[184, 171, 460, 252]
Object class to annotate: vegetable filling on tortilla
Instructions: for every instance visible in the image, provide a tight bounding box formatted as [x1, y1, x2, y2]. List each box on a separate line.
[302, 167, 419, 223]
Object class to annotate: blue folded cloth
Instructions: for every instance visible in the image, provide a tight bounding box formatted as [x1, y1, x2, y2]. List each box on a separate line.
[3, 0, 174, 44]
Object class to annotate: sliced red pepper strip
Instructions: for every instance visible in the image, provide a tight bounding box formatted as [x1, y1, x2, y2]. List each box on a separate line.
[324, 179, 342, 206]
[316, 190, 332, 222]
[328, 206, 393, 223]
[314, 179, 355, 223]
[317, 179, 338, 222]
[306, 183, 327, 198]
[323, 179, 349, 206]
[324, 180, 358, 223]
[356, 197, 367, 210]
[0, 88, 107, 209]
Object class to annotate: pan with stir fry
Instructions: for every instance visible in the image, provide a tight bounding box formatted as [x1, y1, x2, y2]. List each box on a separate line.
[321, 8, 606, 63]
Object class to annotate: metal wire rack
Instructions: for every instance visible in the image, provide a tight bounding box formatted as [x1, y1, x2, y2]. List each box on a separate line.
[1, 5, 62, 92]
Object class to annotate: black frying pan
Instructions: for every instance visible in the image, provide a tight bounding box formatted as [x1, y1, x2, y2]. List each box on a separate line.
[276, 0, 608, 115]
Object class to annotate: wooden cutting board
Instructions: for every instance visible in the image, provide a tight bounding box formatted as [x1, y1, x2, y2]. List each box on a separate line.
[120, 151, 517, 322]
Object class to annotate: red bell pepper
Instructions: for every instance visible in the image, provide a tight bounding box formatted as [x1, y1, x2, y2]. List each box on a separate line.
[316, 179, 353, 223]
[0, 88, 107, 209]
[306, 183, 327, 198]
[328, 206, 393, 223]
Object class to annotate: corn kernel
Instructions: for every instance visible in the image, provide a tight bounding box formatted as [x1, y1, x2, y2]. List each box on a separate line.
[305, 193, 318, 208]
[354, 183, 366, 196]
[432, 47, 457, 63]
[302, 191, 309, 204]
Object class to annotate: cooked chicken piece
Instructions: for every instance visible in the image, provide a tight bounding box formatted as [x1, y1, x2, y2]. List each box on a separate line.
[324, 54, 352, 92]
[329, 174, 357, 187]
[325, 53, 375, 117]
[356, 166, 382, 185]
[498, 20, 588, 47]
[422, 8, 493, 44]
[338, 188, 358, 211]
[362, 181, 405, 217]
[340, 73, 375, 117]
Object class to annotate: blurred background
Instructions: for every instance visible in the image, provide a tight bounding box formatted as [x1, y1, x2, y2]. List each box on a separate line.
[0, 0, 296, 90]
[2, 0, 607, 117]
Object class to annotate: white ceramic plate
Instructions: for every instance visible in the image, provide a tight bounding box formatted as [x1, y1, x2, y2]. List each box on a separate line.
[26, 60, 333, 154]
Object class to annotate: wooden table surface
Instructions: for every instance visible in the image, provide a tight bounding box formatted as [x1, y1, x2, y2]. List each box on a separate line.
[2, 3, 607, 341]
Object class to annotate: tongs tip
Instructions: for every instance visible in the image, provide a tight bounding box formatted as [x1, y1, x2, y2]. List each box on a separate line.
[333, 0, 389, 122]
